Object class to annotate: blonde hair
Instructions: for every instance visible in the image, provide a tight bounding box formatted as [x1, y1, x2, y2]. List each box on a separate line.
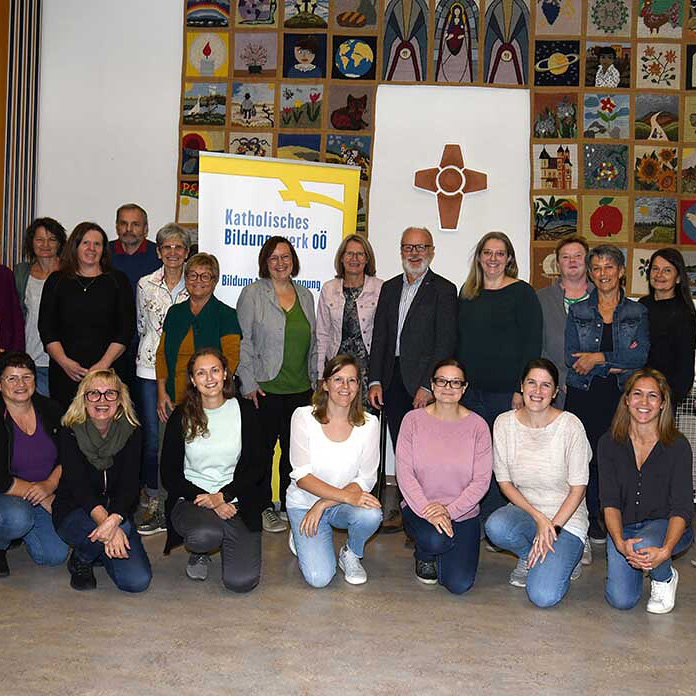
[460, 231, 518, 300]
[333, 234, 377, 278]
[610, 368, 678, 445]
[312, 354, 365, 426]
[62, 369, 140, 428]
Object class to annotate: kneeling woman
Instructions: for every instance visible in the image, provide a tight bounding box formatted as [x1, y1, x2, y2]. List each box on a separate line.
[485, 359, 592, 608]
[287, 354, 382, 587]
[161, 348, 263, 592]
[396, 359, 492, 594]
[53, 370, 151, 592]
[600, 368, 693, 614]
[0, 352, 68, 576]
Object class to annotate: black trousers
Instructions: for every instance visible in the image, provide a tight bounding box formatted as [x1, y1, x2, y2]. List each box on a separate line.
[171, 500, 261, 593]
[383, 359, 414, 448]
[256, 389, 312, 510]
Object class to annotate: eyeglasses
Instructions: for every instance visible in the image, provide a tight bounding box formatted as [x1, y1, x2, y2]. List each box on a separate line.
[160, 244, 186, 252]
[330, 375, 359, 387]
[481, 249, 507, 259]
[84, 389, 120, 402]
[2, 374, 35, 385]
[344, 251, 366, 260]
[401, 244, 432, 253]
[432, 377, 466, 389]
[268, 254, 292, 265]
[186, 270, 214, 282]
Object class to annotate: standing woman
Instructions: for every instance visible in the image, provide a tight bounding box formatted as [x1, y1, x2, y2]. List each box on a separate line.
[315, 234, 382, 406]
[565, 245, 649, 543]
[600, 368, 693, 614]
[396, 359, 491, 594]
[286, 354, 382, 587]
[161, 348, 264, 592]
[485, 359, 592, 608]
[53, 369, 151, 592]
[14, 218, 67, 396]
[38, 222, 134, 412]
[456, 231, 543, 520]
[135, 224, 190, 535]
[237, 236, 317, 534]
[639, 248, 696, 409]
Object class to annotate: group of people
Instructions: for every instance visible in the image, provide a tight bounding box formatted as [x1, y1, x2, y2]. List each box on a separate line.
[1, 211, 694, 615]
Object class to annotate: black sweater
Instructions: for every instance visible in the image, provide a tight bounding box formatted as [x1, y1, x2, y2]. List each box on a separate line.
[1, 393, 62, 493]
[638, 294, 696, 405]
[161, 397, 265, 553]
[52, 426, 142, 529]
[457, 281, 543, 393]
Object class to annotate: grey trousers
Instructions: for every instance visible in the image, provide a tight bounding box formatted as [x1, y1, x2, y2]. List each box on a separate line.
[171, 499, 261, 593]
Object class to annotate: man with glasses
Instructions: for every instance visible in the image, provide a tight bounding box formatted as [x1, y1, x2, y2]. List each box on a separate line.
[368, 227, 457, 532]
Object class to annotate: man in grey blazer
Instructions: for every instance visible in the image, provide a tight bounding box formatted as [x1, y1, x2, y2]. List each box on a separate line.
[368, 227, 457, 530]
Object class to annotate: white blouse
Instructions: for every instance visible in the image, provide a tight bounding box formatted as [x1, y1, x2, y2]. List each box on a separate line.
[286, 406, 379, 510]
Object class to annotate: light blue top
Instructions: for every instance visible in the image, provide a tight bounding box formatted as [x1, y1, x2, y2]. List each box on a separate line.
[184, 399, 242, 493]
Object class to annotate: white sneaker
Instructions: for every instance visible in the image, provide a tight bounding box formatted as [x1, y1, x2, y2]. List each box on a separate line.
[581, 538, 593, 565]
[338, 544, 367, 585]
[509, 557, 528, 588]
[570, 562, 582, 581]
[647, 568, 679, 614]
[288, 530, 297, 557]
[262, 508, 287, 533]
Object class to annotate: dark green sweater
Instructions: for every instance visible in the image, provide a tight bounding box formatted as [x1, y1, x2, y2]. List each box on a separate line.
[457, 280, 543, 393]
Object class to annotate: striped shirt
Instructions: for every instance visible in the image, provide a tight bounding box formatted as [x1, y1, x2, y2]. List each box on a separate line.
[396, 270, 427, 356]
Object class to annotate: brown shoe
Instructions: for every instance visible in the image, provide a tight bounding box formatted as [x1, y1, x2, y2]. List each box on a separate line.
[380, 509, 403, 534]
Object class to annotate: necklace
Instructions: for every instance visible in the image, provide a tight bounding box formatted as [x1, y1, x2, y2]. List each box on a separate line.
[75, 274, 100, 293]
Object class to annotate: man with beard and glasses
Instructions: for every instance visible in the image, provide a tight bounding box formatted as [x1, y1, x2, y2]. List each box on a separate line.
[368, 227, 457, 532]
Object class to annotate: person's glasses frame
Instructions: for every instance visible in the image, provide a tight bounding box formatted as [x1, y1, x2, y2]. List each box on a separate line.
[84, 389, 120, 402]
[401, 244, 432, 254]
[185, 270, 215, 282]
[432, 377, 467, 390]
[2, 374, 35, 385]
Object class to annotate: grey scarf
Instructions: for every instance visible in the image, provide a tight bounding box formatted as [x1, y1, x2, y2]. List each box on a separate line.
[72, 417, 135, 471]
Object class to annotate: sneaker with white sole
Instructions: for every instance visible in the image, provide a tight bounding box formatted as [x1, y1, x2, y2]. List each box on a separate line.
[137, 499, 166, 536]
[338, 544, 367, 585]
[509, 557, 529, 588]
[262, 508, 287, 533]
[415, 559, 438, 585]
[186, 553, 211, 581]
[581, 537, 592, 565]
[570, 561, 582, 581]
[288, 530, 297, 557]
[647, 568, 679, 614]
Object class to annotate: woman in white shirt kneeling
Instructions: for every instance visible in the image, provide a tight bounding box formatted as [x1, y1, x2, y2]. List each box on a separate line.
[161, 348, 264, 592]
[485, 358, 592, 608]
[287, 354, 382, 587]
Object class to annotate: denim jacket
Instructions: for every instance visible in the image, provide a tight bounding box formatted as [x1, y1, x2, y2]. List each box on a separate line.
[565, 289, 649, 391]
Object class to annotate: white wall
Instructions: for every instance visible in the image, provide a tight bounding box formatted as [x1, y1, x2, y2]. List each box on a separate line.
[36, 0, 183, 237]
[369, 85, 531, 286]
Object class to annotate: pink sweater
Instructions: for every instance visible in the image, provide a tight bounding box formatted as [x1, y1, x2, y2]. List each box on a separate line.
[395, 408, 492, 522]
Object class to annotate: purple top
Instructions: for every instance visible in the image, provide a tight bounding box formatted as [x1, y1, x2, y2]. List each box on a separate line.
[395, 408, 493, 522]
[11, 418, 57, 482]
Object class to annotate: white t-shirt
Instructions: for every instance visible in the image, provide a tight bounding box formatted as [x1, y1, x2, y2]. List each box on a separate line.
[286, 406, 379, 510]
[184, 399, 242, 493]
[25, 275, 49, 367]
[493, 410, 591, 541]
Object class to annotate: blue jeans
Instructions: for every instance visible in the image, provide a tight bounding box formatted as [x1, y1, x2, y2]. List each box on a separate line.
[287, 503, 382, 588]
[137, 377, 159, 495]
[402, 505, 480, 595]
[462, 387, 513, 521]
[605, 519, 694, 610]
[56, 508, 152, 593]
[485, 504, 584, 608]
[0, 495, 68, 565]
[35, 366, 50, 397]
